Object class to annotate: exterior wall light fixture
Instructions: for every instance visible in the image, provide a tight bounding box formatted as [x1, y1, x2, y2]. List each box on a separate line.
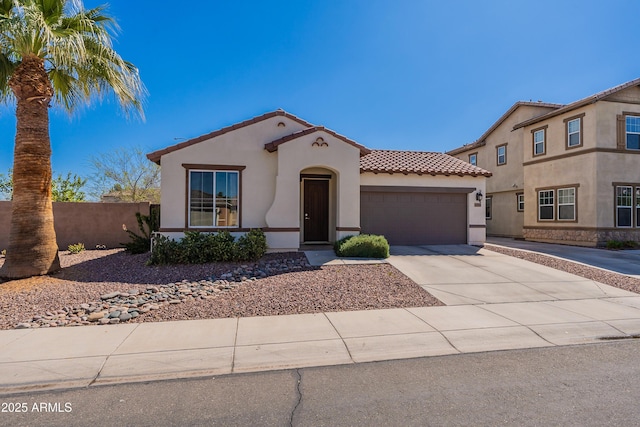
[475, 190, 483, 202]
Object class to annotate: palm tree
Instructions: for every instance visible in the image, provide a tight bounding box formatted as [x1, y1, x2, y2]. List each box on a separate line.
[0, 0, 145, 279]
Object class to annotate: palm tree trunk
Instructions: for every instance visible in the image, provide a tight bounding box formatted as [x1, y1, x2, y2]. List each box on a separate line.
[0, 55, 60, 279]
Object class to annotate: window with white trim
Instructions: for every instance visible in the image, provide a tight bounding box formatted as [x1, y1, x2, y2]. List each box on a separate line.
[469, 153, 477, 166]
[626, 116, 640, 150]
[497, 145, 506, 165]
[189, 170, 239, 227]
[616, 185, 633, 227]
[538, 190, 554, 220]
[485, 196, 492, 220]
[557, 188, 575, 220]
[533, 129, 545, 155]
[517, 193, 524, 212]
[567, 118, 581, 147]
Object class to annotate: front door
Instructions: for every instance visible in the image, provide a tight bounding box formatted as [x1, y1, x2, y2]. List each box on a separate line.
[303, 179, 329, 242]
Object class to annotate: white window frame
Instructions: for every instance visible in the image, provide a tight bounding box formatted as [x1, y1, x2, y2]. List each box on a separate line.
[616, 185, 633, 227]
[538, 190, 554, 221]
[533, 129, 545, 155]
[497, 145, 506, 165]
[567, 118, 581, 147]
[626, 116, 640, 150]
[188, 170, 240, 228]
[557, 187, 576, 221]
[517, 193, 524, 212]
[469, 153, 477, 166]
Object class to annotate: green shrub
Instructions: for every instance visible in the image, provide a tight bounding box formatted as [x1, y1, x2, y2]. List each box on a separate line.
[68, 242, 85, 254]
[148, 229, 268, 265]
[334, 234, 389, 258]
[236, 229, 268, 261]
[123, 212, 153, 254]
[606, 240, 624, 250]
[624, 240, 639, 249]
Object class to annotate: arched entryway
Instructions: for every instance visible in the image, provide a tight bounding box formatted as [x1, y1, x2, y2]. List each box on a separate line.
[300, 168, 337, 244]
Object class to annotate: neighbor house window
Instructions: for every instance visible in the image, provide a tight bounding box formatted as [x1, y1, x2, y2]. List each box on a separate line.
[557, 188, 576, 220]
[637, 188, 640, 227]
[616, 185, 633, 227]
[626, 116, 640, 150]
[567, 118, 581, 147]
[538, 190, 554, 220]
[517, 193, 524, 212]
[189, 170, 239, 227]
[469, 153, 477, 166]
[485, 196, 492, 220]
[533, 128, 545, 156]
[496, 144, 507, 165]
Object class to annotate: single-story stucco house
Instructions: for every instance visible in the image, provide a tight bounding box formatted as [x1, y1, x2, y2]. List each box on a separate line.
[146, 110, 492, 251]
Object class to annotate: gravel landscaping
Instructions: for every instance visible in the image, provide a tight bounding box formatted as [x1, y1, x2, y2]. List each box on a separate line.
[483, 244, 640, 293]
[0, 249, 441, 329]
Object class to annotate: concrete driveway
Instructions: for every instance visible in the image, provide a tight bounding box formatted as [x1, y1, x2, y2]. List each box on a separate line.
[387, 245, 636, 305]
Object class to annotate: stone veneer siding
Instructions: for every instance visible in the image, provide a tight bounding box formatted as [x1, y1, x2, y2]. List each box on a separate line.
[523, 228, 640, 247]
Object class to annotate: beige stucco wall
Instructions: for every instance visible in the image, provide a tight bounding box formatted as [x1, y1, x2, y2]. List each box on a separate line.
[359, 173, 487, 245]
[159, 115, 309, 232]
[157, 115, 362, 250]
[485, 191, 523, 238]
[264, 131, 362, 247]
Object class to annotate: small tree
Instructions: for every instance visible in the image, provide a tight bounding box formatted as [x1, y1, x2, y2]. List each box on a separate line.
[52, 173, 87, 202]
[89, 146, 160, 203]
[0, 170, 86, 202]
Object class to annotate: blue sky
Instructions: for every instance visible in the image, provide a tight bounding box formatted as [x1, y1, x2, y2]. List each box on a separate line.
[1, 0, 640, 179]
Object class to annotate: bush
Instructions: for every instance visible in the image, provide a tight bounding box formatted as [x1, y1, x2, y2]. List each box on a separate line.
[334, 234, 389, 258]
[68, 242, 85, 254]
[608, 240, 639, 250]
[122, 212, 154, 254]
[148, 229, 268, 265]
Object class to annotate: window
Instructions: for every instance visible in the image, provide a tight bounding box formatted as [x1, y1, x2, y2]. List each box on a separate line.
[189, 170, 239, 227]
[567, 118, 581, 147]
[517, 193, 524, 212]
[637, 188, 640, 227]
[557, 188, 575, 220]
[626, 116, 640, 150]
[485, 196, 492, 220]
[533, 129, 545, 155]
[538, 190, 554, 220]
[496, 144, 506, 165]
[469, 153, 477, 166]
[616, 186, 633, 227]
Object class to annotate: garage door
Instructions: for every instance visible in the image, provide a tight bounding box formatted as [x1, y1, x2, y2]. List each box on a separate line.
[360, 190, 467, 245]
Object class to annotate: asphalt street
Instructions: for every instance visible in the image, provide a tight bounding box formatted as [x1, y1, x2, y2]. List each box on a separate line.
[2, 340, 640, 427]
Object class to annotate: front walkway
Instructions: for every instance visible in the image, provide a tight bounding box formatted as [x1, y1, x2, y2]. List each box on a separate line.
[1, 246, 640, 395]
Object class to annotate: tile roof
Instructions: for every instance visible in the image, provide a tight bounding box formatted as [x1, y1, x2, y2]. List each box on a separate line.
[264, 126, 371, 156]
[513, 77, 640, 130]
[146, 109, 314, 164]
[360, 150, 492, 177]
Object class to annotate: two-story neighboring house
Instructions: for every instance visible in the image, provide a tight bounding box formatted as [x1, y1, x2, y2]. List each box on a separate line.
[448, 78, 640, 246]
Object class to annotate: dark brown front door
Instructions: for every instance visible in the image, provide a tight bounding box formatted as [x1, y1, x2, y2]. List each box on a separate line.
[304, 179, 329, 242]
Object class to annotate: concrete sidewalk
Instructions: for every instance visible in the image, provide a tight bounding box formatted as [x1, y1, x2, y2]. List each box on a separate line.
[2, 301, 640, 395]
[2, 246, 640, 395]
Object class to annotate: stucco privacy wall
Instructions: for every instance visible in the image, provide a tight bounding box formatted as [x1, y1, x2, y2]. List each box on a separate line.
[0, 201, 150, 250]
[360, 173, 486, 245]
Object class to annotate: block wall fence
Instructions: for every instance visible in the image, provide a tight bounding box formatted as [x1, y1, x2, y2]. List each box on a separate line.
[0, 201, 150, 251]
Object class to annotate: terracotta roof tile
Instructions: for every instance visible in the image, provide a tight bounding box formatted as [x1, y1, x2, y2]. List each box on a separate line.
[360, 150, 492, 177]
